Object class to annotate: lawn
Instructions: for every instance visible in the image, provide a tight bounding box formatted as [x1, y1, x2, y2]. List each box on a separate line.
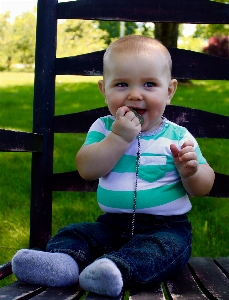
[0, 72, 229, 287]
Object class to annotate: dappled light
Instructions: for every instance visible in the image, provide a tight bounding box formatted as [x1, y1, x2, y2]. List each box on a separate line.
[173, 80, 229, 116]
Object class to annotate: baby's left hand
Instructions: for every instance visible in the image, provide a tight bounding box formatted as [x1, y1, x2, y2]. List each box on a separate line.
[170, 140, 198, 178]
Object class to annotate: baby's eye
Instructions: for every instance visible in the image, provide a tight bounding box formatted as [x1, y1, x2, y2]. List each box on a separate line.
[144, 82, 155, 87]
[116, 83, 128, 87]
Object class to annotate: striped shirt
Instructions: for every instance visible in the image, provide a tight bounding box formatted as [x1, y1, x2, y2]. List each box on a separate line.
[83, 115, 207, 215]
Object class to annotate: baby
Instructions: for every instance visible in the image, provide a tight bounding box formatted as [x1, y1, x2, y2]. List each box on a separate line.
[12, 35, 215, 297]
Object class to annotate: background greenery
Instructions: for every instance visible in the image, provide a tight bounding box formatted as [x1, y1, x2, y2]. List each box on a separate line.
[0, 3, 228, 70]
[0, 72, 229, 288]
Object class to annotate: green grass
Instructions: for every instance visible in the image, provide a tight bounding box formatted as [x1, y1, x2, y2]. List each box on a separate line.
[0, 72, 229, 287]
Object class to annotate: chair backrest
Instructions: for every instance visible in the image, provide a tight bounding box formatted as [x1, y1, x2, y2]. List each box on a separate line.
[1, 0, 229, 251]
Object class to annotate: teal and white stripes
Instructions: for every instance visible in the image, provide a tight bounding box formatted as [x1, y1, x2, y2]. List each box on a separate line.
[83, 115, 207, 215]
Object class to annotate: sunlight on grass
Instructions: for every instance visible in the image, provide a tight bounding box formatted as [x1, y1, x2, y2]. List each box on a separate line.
[0, 72, 35, 86]
[56, 75, 102, 84]
[173, 80, 229, 116]
[0, 72, 102, 87]
[55, 81, 105, 115]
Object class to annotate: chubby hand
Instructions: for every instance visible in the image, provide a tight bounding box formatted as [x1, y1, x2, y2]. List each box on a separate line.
[170, 140, 198, 178]
[112, 106, 141, 143]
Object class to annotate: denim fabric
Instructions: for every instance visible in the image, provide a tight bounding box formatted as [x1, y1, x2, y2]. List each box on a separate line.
[46, 213, 192, 288]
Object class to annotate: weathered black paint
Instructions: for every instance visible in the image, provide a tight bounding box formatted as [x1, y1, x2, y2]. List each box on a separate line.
[54, 106, 229, 139]
[57, 0, 229, 23]
[0, 129, 43, 152]
[56, 48, 229, 80]
[30, 0, 58, 249]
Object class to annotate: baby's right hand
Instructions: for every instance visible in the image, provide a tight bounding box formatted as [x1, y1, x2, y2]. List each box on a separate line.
[112, 106, 141, 143]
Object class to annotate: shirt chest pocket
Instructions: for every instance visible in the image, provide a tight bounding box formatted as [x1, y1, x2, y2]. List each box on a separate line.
[138, 156, 167, 183]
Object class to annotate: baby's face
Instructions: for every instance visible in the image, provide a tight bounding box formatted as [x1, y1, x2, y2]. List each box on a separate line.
[98, 50, 177, 132]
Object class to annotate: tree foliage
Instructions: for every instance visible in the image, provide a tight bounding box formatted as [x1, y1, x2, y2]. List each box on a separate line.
[178, 36, 206, 52]
[98, 21, 138, 45]
[136, 23, 155, 37]
[57, 19, 108, 57]
[155, 23, 180, 48]
[5, 2, 229, 70]
[0, 10, 36, 69]
[0, 12, 13, 69]
[0, 10, 109, 69]
[210, 0, 229, 3]
[12, 11, 37, 66]
[194, 1, 229, 39]
[194, 24, 229, 39]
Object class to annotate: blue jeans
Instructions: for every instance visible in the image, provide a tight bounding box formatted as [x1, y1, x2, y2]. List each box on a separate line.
[46, 213, 192, 288]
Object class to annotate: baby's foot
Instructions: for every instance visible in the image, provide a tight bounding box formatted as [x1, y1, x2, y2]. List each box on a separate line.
[79, 258, 123, 297]
[12, 249, 79, 287]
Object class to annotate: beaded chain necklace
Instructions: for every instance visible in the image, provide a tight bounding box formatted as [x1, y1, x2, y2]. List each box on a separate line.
[130, 117, 166, 237]
[131, 131, 141, 237]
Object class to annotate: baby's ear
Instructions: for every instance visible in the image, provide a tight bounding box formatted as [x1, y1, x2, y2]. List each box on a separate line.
[167, 79, 178, 104]
[98, 80, 106, 99]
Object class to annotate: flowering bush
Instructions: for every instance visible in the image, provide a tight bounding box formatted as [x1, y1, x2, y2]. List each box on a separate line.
[203, 36, 229, 58]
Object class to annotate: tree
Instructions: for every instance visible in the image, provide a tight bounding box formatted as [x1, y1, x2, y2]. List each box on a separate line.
[97, 20, 179, 51]
[154, 23, 194, 83]
[155, 1, 229, 49]
[0, 10, 36, 69]
[194, 0, 229, 39]
[11, 11, 36, 66]
[98, 21, 138, 45]
[137, 22, 155, 37]
[0, 11, 110, 68]
[154, 23, 179, 48]
[0, 12, 13, 69]
[57, 19, 108, 57]
[194, 24, 229, 40]
[177, 36, 206, 52]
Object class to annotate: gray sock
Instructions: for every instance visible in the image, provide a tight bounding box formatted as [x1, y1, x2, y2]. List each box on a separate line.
[79, 258, 123, 297]
[12, 249, 79, 287]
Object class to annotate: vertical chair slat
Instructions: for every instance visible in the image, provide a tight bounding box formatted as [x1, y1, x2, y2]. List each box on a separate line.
[30, 0, 58, 250]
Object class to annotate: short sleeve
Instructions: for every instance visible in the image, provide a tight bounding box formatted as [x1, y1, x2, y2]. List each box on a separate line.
[83, 118, 106, 146]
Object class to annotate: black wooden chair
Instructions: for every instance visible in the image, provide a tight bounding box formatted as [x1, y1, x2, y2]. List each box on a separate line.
[0, 0, 229, 299]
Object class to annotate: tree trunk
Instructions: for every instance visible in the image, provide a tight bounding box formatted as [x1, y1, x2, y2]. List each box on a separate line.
[155, 23, 190, 83]
[154, 23, 179, 48]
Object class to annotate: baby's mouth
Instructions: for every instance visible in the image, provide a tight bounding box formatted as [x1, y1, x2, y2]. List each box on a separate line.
[128, 107, 145, 125]
[134, 108, 146, 116]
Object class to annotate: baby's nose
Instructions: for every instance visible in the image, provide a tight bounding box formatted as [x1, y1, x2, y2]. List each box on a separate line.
[127, 88, 143, 101]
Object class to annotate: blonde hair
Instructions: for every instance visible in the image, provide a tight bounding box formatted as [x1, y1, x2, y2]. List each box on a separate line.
[103, 35, 172, 77]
